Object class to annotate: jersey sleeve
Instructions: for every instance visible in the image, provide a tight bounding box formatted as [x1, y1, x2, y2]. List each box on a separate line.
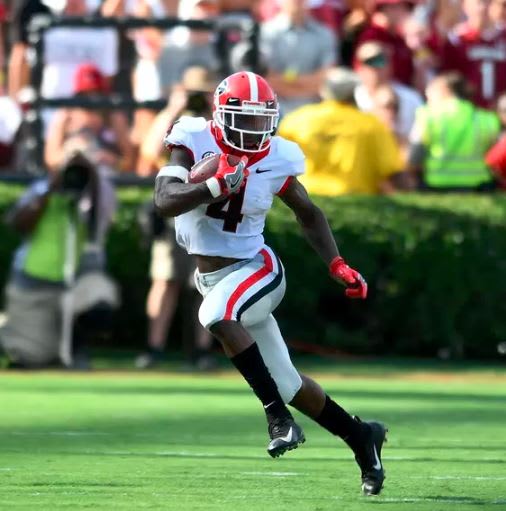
[274, 138, 306, 195]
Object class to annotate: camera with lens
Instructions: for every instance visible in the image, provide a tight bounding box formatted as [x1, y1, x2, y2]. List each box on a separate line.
[186, 91, 211, 115]
[60, 152, 94, 197]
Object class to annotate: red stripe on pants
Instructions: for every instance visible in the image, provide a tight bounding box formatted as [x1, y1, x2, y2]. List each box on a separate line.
[224, 249, 274, 320]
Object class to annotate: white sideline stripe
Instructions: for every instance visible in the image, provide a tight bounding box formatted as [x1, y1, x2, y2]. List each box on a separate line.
[246, 72, 258, 102]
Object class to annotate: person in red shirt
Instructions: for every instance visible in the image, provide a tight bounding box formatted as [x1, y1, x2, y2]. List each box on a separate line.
[440, 0, 506, 109]
[485, 92, 506, 187]
[489, 0, 506, 27]
[355, 0, 416, 86]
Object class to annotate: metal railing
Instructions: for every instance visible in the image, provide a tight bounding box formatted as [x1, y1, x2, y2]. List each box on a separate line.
[14, 12, 260, 177]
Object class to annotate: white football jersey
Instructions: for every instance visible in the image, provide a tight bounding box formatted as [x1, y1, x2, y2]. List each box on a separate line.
[162, 116, 305, 259]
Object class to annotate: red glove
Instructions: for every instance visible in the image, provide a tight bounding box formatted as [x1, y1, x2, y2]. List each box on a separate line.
[329, 256, 368, 299]
[206, 154, 249, 198]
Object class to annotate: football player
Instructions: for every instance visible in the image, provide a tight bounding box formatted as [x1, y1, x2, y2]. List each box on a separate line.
[154, 71, 387, 496]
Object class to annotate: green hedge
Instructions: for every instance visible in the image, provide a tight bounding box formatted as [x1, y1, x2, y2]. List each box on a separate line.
[1, 184, 505, 358]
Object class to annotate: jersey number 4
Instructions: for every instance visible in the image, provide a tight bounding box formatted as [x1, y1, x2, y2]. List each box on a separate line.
[206, 185, 245, 233]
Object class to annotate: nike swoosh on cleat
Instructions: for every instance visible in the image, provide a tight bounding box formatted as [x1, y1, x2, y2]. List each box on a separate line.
[278, 427, 293, 443]
[264, 401, 276, 410]
[372, 445, 382, 470]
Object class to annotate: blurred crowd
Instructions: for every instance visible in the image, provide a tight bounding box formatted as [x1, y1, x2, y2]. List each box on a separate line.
[1, 0, 506, 369]
[1, 0, 506, 187]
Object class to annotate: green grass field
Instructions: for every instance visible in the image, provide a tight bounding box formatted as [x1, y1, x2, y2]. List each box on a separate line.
[1, 360, 505, 511]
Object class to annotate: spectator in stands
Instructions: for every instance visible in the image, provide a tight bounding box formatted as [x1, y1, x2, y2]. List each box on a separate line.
[158, 0, 220, 94]
[485, 92, 506, 187]
[128, 0, 219, 154]
[354, 41, 423, 145]
[135, 66, 215, 370]
[409, 72, 500, 191]
[137, 67, 216, 174]
[371, 84, 409, 157]
[490, 0, 506, 27]
[339, 0, 376, 66]
[260, 0, 337, 115]
[439, 0, 506, 108]
[356, 0, 415, 84]
[403, 13, 439, 92]
[356, 0, 415, 86]
[101, 0, 178, 17]
[0, 94, 22, 170]
[258, 0, 348, 37]
[0, 1, 7, 86]
[44, 63, 134, 173]
[0, 151, 118, 369]
[278, 67, 411, 195]
[8, 0, 51, 100]
[42, 1, 119, 101]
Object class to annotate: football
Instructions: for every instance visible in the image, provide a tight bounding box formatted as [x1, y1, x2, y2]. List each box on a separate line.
[188, 153, 242, 184]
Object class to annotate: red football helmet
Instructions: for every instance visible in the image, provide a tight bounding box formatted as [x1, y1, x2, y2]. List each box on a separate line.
[213, 72, 279, 153]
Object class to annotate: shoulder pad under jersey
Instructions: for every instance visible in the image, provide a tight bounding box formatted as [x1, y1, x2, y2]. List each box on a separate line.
[164, 116, 208, 148]
[274, 137, 305, 164]
[175, 116, 208, 133]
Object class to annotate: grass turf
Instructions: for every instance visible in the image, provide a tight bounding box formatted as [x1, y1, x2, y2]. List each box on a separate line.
[0, 363, 505, 511]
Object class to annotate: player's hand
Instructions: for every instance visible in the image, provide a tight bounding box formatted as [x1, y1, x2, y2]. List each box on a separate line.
[329, 256, 368, 299]
[209, 154, 249, 198]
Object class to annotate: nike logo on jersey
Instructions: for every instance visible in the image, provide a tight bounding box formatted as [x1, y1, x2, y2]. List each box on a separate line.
[256, 168, 272, 174]
[264, 401, 276, 410]
[279, 427, 293, 443]
[372, 445, 382, 470]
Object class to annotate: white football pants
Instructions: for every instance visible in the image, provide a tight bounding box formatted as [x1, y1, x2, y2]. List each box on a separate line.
[195, 245, 302, 403]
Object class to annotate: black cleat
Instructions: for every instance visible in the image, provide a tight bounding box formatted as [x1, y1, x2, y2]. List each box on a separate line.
[267, 416, 305, 458]
[354, 418, 388, 496]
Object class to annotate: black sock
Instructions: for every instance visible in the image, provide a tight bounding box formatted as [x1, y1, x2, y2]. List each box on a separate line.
[315, 395, 368, 451]
[147, 347, 164, 359]
[230, 343, 291, 421]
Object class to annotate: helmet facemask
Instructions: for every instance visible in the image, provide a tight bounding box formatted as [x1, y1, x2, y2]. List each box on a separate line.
[214, 99, 279, 153]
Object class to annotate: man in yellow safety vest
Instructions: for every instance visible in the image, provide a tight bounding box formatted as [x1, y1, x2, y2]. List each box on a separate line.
[408, 72, 500, 191]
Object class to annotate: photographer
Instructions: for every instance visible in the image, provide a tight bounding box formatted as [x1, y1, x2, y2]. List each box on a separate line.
[0, 152, 118, 369]
[134, 66, 216, 370]
[136, 66, 216, 176]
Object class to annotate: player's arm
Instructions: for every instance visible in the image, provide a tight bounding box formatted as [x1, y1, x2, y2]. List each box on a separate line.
[154, 147, 212, 217]
[279, 178, 367, 299]
[154, 147, 249, 217]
